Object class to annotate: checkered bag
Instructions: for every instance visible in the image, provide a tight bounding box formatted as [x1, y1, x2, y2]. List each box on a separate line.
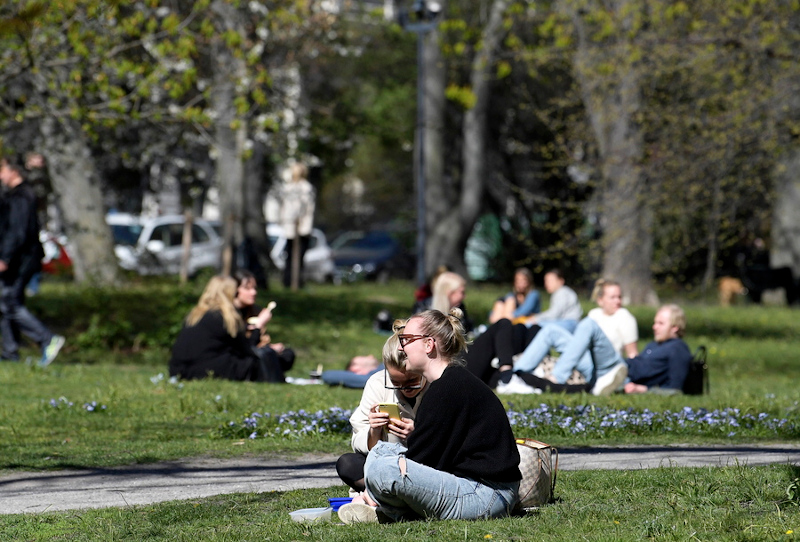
[514, 438, 558, 512]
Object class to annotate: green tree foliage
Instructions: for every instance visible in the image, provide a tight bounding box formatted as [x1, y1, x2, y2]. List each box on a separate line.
[498, 0, 800, 292]
[301, 19, 418, 234]
[0, 0, 325, 282]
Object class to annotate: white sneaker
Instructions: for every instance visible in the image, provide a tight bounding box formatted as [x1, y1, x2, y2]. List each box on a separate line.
[591, 363, 628, 396]
[338, 502, 378, 524]
[496, 374, 541, 395]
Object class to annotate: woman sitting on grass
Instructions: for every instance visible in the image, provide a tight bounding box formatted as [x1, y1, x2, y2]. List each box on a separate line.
[336, 320, 429, 493]
[412, 271, 474, 334]
[337, 308, 520, 524]
[233, 270, 294, 382]
[169, 275, 278, 382]
[488, 267, 540, 324]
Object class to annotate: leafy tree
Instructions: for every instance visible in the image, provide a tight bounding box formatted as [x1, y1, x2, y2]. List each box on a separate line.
[0, 0, 326, 286]
[509, 0, 800, 299]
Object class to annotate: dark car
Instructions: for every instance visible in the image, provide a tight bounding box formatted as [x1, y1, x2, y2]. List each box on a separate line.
[331, 230, 414, 283]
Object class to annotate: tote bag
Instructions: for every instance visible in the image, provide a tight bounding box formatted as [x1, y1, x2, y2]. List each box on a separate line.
[515, 438, 558, 512]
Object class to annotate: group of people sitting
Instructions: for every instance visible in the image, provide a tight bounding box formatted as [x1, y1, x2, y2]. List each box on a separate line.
[332, 269, 694, 523]
[168, 267, 694, 399]
[166, 267, 695, 524]
[168, 271, 295, 383]
[411, 267, 693, 397]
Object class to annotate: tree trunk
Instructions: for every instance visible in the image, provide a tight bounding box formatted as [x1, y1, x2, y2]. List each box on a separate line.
[701, 174, 723, 292]
[426, 0, 508, 279]
[211, 0, 248, 277]
[243, 140, 272, 288]
[39, 118, 119, 285]
[180, 209, 193, 284]
[421, 20, 448, 279]
[570, 0, 658, 306]
[771, 148, 800, 277]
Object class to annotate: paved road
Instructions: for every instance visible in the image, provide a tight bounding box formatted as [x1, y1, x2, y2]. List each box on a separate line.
[2, 445, 799, 515]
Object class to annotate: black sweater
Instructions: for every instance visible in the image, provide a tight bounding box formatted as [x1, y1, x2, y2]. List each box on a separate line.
[0, 182, 43, 275]
[169, 310, 258, 381]
[406, 366, 521, 483]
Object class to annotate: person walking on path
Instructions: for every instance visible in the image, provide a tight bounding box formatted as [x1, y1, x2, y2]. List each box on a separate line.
[0, 153, 64, 366]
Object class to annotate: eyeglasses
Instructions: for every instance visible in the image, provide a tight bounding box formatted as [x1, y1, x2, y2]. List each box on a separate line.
[384, 370, 425, 390]
[398, 334, 429, 347]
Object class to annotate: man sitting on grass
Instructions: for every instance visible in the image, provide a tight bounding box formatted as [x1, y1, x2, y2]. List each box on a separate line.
[621, 303, 692, 394]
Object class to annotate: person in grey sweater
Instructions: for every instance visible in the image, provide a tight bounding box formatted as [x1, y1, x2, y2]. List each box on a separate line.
[525, 268, 582, 332]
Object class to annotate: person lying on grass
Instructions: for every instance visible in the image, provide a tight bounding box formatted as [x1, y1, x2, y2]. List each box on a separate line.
[336, 320, 429, 493]
[337, 308, 521, 524]
[321, 353, 383, 389]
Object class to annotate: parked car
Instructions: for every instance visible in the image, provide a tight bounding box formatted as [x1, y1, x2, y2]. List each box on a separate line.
[40, 231, 73, 276]
[331, 230, 414, 283]
[107, 213, 223, 276]
[266, 224, 338, 283]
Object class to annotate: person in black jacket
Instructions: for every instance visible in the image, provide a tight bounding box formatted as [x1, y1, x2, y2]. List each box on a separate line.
[232, 269, 294, 382]
[0, 154, 64, 366]
[168, 275, 277, 382]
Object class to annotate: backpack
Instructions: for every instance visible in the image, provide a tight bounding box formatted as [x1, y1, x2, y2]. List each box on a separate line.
[682, 345, 709, 395]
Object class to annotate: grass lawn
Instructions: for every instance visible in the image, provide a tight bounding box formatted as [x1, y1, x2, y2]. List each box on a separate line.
[1, 277, 799, 539]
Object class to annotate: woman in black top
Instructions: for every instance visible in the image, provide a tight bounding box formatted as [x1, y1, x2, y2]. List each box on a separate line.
[338, 308, 520, 524]
[233, 270, 294, 382]
[169, 275, 267, 381]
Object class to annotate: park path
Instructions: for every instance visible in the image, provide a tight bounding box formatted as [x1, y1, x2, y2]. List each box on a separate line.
[2, 444, 800, 515]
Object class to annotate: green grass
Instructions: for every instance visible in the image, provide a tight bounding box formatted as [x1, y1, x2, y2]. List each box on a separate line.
[1, 466, 799, 540]
[1, 277, 799, 537]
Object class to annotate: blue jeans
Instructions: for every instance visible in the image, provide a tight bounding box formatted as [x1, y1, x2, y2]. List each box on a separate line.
[364, 442, 519, 521]
[321, 366, 383, 388]
[538, 319, 578, 333]
[1, 266, 53, 360]
[514, 318, 621, 384]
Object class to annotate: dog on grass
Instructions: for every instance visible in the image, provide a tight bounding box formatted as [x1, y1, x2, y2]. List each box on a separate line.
[719, 276, 747, 307]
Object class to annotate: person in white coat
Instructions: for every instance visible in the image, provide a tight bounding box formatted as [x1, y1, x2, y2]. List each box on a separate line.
[278, 162, 315, 288]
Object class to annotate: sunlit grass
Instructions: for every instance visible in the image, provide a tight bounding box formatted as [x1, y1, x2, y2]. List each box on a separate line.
[1, 278, 799, 536]
[1, 279, 798, 472]
[1, 465, 798, 541]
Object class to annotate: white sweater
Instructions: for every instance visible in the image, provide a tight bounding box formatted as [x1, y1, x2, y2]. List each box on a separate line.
[587, 306, 639, 357]
[350, 370, 428, 455]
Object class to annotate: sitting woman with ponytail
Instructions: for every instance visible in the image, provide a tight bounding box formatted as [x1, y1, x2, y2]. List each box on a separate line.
[337, 308, 521, 524]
